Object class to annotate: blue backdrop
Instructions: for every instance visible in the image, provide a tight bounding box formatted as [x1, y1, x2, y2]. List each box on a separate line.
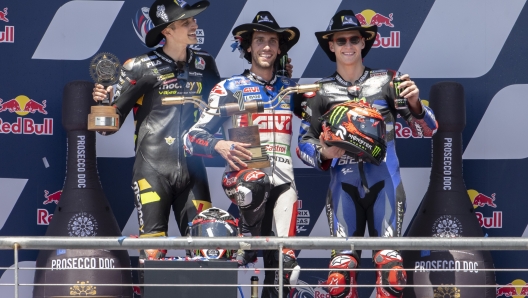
[1, 0, 528, 297]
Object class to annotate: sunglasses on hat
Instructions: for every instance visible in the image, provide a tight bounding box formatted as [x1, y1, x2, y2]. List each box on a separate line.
[333, 36, 362, 46]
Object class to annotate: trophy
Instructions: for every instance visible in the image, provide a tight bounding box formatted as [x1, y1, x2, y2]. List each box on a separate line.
[161, 84, 321, 170]
[227, 90, 270, 171]
[87, 52, 121, 132]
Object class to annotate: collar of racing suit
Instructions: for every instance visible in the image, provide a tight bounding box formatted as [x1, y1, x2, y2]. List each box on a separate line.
[333, 68, 370, 86]
[153, 46, 195, 65]
[243, 69, 278, 86]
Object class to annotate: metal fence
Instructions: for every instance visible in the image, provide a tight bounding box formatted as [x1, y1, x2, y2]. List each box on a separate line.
[1, 236, 528, 298]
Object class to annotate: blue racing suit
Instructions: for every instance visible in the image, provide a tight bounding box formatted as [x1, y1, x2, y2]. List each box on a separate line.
[295, 69, 437, 298]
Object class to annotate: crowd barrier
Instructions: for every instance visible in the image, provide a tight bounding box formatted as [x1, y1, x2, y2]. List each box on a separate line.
[1, 236, 527, 298]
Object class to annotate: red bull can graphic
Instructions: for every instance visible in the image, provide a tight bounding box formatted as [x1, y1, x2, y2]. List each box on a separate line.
[43, 190, 62, 205]
[0, 95, 53, 135]
[355, 10, 399, 49]
[468, 190, 502, 229]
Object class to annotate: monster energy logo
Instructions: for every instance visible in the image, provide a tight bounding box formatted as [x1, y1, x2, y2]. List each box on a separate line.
[353, 97, 367, 103]
[372, 146, 381, 157]
[329, 106, 348, 126]
[394, 81, 402, 98]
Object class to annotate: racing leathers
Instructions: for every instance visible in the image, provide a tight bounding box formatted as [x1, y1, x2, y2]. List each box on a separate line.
[296, 69, 437, 298]
[183, 70, 299, 298]
[107, 47, 219, 269]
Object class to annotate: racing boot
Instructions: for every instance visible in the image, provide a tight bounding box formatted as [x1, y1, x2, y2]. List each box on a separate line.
[138, 248, 167, 296]
[373, 250, 407, 298]
[261, 248, 300, 298]
[326, 254, 359, 298]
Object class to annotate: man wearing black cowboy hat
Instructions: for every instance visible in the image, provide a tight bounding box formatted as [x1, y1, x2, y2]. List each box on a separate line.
[295, 10, 438, 298]
[92, 0, 220, 291]
[183, 11, 301, 298]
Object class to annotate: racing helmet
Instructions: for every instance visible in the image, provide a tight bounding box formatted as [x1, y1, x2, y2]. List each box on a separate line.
[320, 100, 387, 165]
[189, 207, 238, 260]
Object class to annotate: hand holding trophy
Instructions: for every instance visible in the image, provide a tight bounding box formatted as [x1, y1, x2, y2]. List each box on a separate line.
[88, 52, 120, 132]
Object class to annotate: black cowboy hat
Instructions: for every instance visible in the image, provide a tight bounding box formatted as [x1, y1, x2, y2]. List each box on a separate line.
[145, 0, 210, 48]
[232, 11, 300, 62]
[315, 10, 377, 62]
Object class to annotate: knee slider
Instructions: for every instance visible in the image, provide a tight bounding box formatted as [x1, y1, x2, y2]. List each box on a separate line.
[222, 169, 270, 209]
[327, 254, 358, 298]
[373, 250, 407, 297]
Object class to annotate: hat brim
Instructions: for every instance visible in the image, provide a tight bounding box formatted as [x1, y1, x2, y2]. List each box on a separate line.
[315, 26, 377, 62]
[145, 1, 210, 48]
[232, 23, 300, 53]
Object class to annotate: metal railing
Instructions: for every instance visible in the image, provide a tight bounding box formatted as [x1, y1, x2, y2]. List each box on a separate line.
[1, 236, 528, 298]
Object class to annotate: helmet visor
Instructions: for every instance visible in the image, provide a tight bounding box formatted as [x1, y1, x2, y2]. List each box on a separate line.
[350, 114, 386, 143]
[189, 221, 238, 237]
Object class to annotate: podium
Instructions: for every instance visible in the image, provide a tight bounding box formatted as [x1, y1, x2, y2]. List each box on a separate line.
[143, 260, 238, 298]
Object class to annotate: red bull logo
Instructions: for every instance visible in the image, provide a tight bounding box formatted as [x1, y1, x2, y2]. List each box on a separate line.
[43, 190, 62, 205]
[468, 189, 502, 229]
[355, 9, 399, 49]
[0, 25, 14, 43]
[37, 209, 53, 225]
[0, 8, 8, 22]
[395, 100, 432, 138]
[0, 8, 14, 43]
[0, 95, 53, 135]
[0, 95, 47, 115]
[355, 9, 393, 27]
[496, 279, 528, 297]
[473, 192, 497, 208]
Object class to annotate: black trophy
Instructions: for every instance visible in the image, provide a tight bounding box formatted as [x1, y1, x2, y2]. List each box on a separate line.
[88, 52, 120, 132]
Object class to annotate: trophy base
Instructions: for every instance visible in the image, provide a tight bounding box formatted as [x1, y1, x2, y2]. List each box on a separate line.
[227, 125, 270, 171]
[228, 159, 271, 172]
[227, 146, 270, 172]
[87, 106, 119, 132]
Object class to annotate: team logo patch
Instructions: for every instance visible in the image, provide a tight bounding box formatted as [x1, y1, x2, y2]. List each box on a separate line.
[175, 0, 188, 7]
[195, 56, 206, 70]
[165, 136, 175, 145]
[211, 84, 227, 96]
[243, 87, 260, 93]
[222, 174, 238, 188]
[243, 170, 266, 182]
[156, 5, 168, 22]
[341, 15, 357, 26]
[257, 15, 272, 23]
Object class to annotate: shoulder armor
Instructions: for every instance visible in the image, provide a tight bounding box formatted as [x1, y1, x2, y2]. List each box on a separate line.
[210, 79, 229, 96]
